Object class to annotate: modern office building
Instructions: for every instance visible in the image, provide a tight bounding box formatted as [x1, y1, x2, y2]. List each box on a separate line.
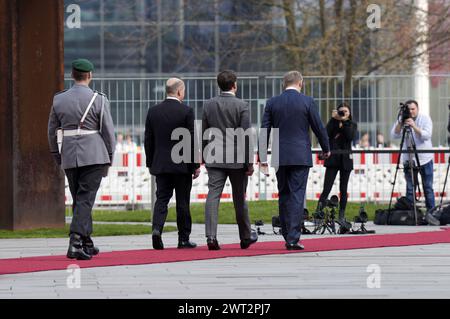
[64, 0, 279, 76]
[63, 0, 450, 147]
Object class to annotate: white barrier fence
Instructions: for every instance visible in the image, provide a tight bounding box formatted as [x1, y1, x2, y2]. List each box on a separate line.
[65, 149, 450, 207]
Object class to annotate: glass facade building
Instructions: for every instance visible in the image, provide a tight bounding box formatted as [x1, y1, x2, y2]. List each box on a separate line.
[64, 0, 279, 76]
[63, 1, 450, 148]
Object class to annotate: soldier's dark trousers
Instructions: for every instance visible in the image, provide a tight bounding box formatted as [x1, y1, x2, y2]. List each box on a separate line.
[65, 164, 106, 237]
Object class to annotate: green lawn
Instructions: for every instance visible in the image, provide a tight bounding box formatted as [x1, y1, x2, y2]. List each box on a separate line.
[0, 224, 176, 239]
[84, 200, 387, 225]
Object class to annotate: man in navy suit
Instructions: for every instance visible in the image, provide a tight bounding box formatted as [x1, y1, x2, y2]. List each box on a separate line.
[260, 71, 330, 250]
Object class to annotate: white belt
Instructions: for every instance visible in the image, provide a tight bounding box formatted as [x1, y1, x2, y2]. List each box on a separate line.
[63, 129, 99, 137]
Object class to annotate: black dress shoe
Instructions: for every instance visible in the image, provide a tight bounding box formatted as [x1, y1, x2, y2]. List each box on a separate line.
[178, 240, 197, 249]
[67, 234, 92, 260]
[82, 237, 99, 256]
[67, 245, 92, 260]
[152, 230, 164, 250]
[240, 237, 258, 249]
[83, 246, 100, 256]
[207, 238, 220, 250]
[285, 243, 305, 250]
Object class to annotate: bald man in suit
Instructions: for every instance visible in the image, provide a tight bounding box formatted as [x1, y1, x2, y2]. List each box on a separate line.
[144, 78, 200, 250]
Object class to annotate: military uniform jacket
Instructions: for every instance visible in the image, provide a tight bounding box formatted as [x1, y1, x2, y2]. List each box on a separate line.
[48, 84, 116, 169]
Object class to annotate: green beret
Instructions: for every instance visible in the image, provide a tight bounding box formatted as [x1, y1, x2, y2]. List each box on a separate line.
[72, 58, 94, 72]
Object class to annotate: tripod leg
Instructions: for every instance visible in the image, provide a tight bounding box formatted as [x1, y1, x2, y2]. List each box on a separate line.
[410, 136, 423, 201]
[439, 157, 450, 211]
[389, 128, 408, 212]
[405, 128, 419, 225]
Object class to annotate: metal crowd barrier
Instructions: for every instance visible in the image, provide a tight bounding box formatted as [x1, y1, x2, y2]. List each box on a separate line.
[64, 148, 450, 209]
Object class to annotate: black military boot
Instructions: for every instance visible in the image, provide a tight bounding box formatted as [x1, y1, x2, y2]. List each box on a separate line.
[82, 236, 100, 256]
[67, 233, 92, 260]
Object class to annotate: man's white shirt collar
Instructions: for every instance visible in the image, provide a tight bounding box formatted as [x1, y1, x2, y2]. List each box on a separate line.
[285, 86, 300, 92]
[166, 96, 181, 103]
[222, 91, 236, 96]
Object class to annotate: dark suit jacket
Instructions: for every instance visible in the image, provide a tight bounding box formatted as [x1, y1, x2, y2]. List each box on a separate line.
[323, 118, 357, 170]
[202, 93, 252, 169]
[144, 98, 199, 175]
[261, 89, 330, 167]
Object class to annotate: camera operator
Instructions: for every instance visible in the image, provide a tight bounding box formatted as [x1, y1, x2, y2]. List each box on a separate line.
[390, 100, 435, 211]
[317, 102, 357, 222]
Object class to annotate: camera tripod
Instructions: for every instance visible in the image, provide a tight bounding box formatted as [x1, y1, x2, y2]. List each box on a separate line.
[388, 124, 422, 225]
[350, 207, 376, 234]
[271, 209, 312, 235]
[312, 207, 337, 235]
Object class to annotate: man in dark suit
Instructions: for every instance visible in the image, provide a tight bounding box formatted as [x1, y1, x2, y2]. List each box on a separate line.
[260, 71, 330, 250]
[144, 78, 200, 250]
[202, 70, 257, 250]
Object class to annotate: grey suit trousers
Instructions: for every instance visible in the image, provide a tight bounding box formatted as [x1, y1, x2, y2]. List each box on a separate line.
[205, 167, 251, 240]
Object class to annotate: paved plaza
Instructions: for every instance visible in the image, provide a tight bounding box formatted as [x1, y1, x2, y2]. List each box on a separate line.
[0, 222, 449, 299]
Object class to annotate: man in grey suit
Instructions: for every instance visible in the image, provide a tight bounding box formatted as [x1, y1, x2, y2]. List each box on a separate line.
[202, 70, 257, 250]
[48, 59, 116, 260]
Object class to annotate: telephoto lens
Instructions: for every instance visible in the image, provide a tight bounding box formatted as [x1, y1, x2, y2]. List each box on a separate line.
[328, 195, 339, 208]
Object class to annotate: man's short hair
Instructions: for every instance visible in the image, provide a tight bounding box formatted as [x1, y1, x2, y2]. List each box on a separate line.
[166, 78, 184, 95]
[283, 71, 303, 88]
[217, 70, 237, 92]
[405, 100, 419, 108]
[72, 68, 89, 81]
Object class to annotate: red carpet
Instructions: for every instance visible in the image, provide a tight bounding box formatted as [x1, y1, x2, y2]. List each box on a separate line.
[1, 228, 450, 276]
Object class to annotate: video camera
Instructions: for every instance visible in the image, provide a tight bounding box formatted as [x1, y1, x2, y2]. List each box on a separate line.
[313, 195, 339, 219]
[398, 102, 412, 124]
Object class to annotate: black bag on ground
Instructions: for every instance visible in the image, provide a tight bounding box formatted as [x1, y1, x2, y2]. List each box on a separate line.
[437, 205, 450, 225]
[374, 209, 389, 225]
[441, 205, 450, 225]
[394, 196, 413, 210]
[375, 197, 415, 225]
[374, 207, 425, 226]
[388, 209, 425, 226]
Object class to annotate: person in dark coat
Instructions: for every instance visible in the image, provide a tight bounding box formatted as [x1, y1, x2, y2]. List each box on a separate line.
[260, 71, 330, 250]
[144, 78, 200, 250]
[317, 102, 357, 222]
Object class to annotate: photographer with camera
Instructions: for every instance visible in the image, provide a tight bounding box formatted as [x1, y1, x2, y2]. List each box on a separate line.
[390, 100, 435, 212]
[317, 102, 357, 223]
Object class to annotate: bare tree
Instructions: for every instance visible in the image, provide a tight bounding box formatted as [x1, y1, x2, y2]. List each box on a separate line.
[226, 0, 450, 97]
[94, 0, 450, 83]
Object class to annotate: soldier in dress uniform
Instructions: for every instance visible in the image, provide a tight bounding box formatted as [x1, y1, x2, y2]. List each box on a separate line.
[48, 59, 116, 260]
